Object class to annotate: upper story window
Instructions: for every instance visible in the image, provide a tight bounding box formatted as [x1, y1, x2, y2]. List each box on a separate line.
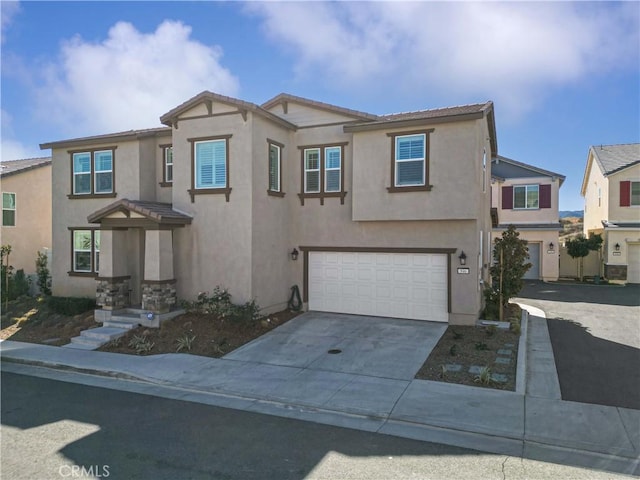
[188, 135, 232, 202]
[387, 129, 434, 193]
[267, 140, 285, 197]
[298, 143, 347, 205]
[159, 145, 173, 186]
[71, 229, 100, 275]
[514, 184, 539, 209]
[2, 192, 16, 226]
[69, 148, 117, 199]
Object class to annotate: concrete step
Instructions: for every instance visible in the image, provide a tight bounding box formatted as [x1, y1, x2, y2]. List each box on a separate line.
[103, 320, 138, 330]
[62, 341, 98, 350]
[80, 326, 129, 342]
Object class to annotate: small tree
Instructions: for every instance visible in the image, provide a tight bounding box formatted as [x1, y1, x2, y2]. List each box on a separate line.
[1, 245, 13, 309]
[36, 250, 52, 296]
[566, 233, 603, 281]
[488, 225, 531, 320]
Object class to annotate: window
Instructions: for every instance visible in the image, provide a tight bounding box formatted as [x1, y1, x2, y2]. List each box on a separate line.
[188, 135, 232, 202]
[298, 143, 347, 205]
[387, 129, 433, 192]
[2, 193, 16, 226]
[162, 145, 173, 184]
[69, 148, 116, 198]
[482, 149, 487, 193]
[632, 181, 640, 206]
[267, 140, 284, 196]
[513, 185, 539, 209]
[71, 229, 100, 274]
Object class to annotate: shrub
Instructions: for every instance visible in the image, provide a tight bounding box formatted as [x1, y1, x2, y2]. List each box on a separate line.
[10, 269, 30, 299]
[35, 251, 52, 296]
[182, 287, 262, 324]
[47, 296, 96, 315]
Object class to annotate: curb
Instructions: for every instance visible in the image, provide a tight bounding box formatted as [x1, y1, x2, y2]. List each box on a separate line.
[515, 307, 529, 395]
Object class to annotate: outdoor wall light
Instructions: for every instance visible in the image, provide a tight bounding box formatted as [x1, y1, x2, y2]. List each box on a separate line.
[615, 243, 621, 252]
[458, 251, 467, 265]
[548, 242, 554, 250]
[290, 248, 299, 261]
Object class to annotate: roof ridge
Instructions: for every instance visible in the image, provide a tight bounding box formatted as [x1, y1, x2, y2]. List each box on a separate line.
[261, 93, 378, 121]
[381, 101, 490, 117]
[0, 156, 51, 163]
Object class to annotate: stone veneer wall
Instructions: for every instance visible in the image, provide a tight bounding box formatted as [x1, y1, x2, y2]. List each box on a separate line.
[142, 280, 177, 314]
[605, 264, 628, 281]
[96, 277, 130, 310]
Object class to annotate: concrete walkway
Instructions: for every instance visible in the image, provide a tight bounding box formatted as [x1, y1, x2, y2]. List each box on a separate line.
[1, 307, 638, 477]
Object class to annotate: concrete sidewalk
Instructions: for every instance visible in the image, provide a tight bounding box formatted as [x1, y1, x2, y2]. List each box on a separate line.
[1, 307, 638, 477]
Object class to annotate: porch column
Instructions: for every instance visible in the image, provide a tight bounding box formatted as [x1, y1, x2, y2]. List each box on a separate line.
[96, 228, 131, 310]
[142, 229, 176, 313]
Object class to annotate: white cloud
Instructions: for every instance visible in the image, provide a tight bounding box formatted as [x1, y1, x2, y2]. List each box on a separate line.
[247, 2, 639, 119]
[1, 1, 21, 43]
[36, 20, 239, 135]
[1, 109, 41, 161]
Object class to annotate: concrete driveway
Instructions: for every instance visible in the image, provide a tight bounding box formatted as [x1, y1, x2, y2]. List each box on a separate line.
[515, 281, 640, 409]
[224, 312, 447, 381]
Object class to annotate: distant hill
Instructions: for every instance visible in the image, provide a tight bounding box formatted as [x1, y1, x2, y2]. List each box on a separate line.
[560, 210, 583, 219]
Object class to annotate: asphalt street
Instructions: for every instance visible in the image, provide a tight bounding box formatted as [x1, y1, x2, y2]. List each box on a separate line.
[1, 370, 627, 480]
[516, 281, 640, 409]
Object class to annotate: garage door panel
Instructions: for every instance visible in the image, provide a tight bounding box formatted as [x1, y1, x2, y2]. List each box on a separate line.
[628, 244, 640, 284]
[309, 251, 448, 322]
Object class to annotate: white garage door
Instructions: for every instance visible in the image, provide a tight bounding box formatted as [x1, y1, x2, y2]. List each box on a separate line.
[627, 244, 640, 284]
[309, 251, 448, 322]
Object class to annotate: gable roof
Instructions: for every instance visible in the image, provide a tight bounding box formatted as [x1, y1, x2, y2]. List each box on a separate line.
[0, 157, 51, 178]
[160, 91, 297, 130]
[344, 101, 497, 155]
[581, 143, 640, 195]
[40, 127, 171, 150]
[492, 155, 565, 186]
[87, 199, 192, 226]
[261, 93, 379, 122]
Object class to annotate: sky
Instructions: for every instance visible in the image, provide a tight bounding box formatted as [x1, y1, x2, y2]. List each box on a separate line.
[1, 1, 638, 211]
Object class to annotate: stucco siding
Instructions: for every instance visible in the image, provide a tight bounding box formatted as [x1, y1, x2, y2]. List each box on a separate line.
[583, 156, 609, 233]
[170, 112, 254, 304]
[265, 102, 361, 127]
[352, 120, 484, 221]
[1, 164, 52, 275]
[493, 176, 561, 225]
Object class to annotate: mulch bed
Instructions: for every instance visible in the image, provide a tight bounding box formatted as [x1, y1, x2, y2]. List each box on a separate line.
[98, 309, 301, 357]
[415, 304, 521, 391]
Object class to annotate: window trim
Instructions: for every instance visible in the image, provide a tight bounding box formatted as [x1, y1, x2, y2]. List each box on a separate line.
[267, 139, 285, 197]
[159, 144, 173, 187]
[68, 227, 100, 277]
[2, 192, 16, 227]
[187, 134, 232, 203]
[68, 147, 117, 199]
[386, 129, 434, 193]
[297, 142, 348, 205]
[513, 184, 540, 210]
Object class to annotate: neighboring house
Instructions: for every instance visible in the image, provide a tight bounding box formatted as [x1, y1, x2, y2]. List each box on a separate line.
[0, 157, 52, 277]
[40, 92, 497, 325]
[490, 156, 565, 281]
[581, 143, 640, 283]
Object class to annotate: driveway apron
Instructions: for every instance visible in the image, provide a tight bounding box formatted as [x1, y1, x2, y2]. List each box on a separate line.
[516, 281, 640, 410]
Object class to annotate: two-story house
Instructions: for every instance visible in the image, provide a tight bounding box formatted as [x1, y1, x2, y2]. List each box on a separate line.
[40, 92, 497, 325]
[0, 157, 52, 279]
[491, 156, 564, 281]
[581, 143, 640, 283]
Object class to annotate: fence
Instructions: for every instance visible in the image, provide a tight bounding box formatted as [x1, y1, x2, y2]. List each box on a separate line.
[559, 246, 600, 279]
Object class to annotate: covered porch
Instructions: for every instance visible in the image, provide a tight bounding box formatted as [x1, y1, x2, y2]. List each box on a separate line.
[87, 199, 192, 314]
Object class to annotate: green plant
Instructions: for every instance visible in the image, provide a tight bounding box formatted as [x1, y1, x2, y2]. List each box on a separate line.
[47, 296, 96, 315]
[35, 251, 52, 296]
[182, 287, 262, 324]
[128, 334, 154, 354]
[229, 299, 262, 323]
[439, 365, 447, 379]
[482, 287, 501, 320]
[474, 366, 493, 385]
[10, 269, 31, 299]
[486, 324, 497, 337]
[449, 344, 458, 356]
[452, 330, 464, 340]
[176, 334, 196, 352]
[490, 225, 531, 319]
[566, 233, 603, 281]
[475, 342, 488, 351]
